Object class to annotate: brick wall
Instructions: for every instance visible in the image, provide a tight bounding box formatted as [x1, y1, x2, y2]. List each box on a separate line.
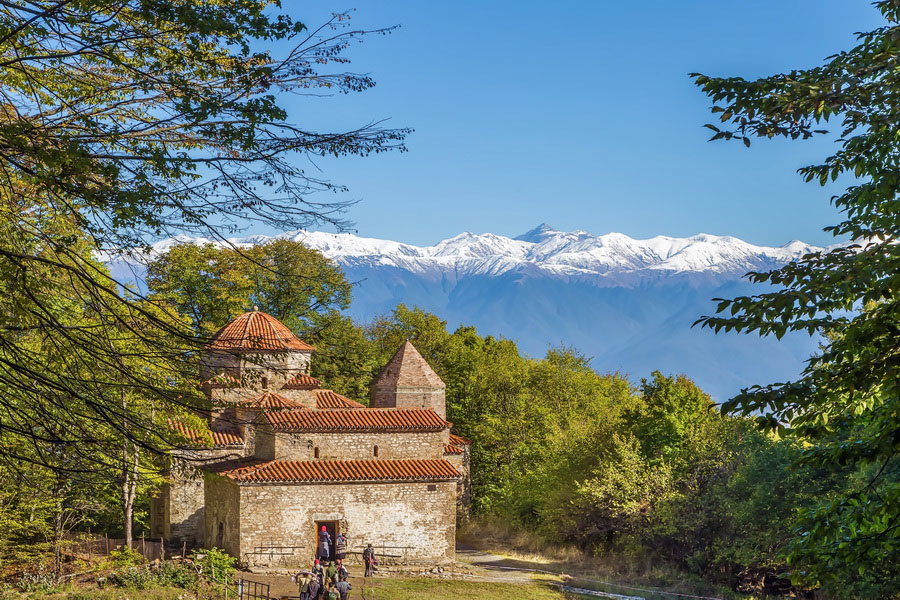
[209, 479, 456, 568]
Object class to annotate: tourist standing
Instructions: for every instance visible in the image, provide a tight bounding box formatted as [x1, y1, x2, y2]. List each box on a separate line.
[307, 576, 320, 600]
[318, 525, 332, 560]
[335, 532, 347, 561]
[294, 572, 312, 600]
[363, 543, 377, 577]
[325, 560, 338, 586]
[335, 575, 352, 600]
[325, 582, 338, 600]
[312, 559, 324, 587]
[336, 559, 349, 582]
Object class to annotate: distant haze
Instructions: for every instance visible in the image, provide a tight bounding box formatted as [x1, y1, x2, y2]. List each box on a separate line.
[111, 224, 824, 400]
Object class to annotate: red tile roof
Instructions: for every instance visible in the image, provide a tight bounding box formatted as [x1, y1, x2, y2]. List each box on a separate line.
[449, 433, 471, 446]
[207, 310, 314, 352]
[373, 341, 444, 389]
[200, 372, 241, 388]
[444, 444, 465, 455]
[238, 390, 302, 409]
[168, 420, 244, 447]
[264, 408, 449, 433]
[282, 373, 322, 389]
[315, 389, 365, 409]
[212, 459, 459, 483]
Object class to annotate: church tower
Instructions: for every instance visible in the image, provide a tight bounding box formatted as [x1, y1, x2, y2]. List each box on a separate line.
[371, 341, 446, 418]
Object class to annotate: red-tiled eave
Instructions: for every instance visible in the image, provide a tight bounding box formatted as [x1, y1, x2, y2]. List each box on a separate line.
[282, 373, 321, 389]
[238, 390, 302, 409]
[449, 433, 471, 446]
[444, 444, 465, 455]
[168, 420, 244, 448]
[264, 408, 449, 433]
[207, 310, 314, 352]
[315, 389, 365, 409]
[210, 459, 459, 484]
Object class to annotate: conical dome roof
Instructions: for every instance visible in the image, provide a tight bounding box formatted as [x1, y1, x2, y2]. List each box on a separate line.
[207, 309, 314, 352]
[374, 341, 444, 389]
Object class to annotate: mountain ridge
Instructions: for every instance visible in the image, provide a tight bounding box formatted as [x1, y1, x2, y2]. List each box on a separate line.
[110, 225, 823, 400]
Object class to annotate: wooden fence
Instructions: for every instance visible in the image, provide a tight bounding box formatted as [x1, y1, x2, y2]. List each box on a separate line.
[62, 532, 167, 562]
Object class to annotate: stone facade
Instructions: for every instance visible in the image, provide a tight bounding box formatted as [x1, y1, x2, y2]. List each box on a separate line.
[254, 425, 447, 462]
[204, 479, 457, 568]
[371, 342, 447, 418]
[150, 447, 243, 545]
[155, 310, 471, 567]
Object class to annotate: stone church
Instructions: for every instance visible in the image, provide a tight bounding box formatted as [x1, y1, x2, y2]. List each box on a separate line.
[150, 309, 471, 567]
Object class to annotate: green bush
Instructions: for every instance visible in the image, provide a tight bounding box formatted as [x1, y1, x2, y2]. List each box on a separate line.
[190, 547, 236, 584]
[107, 565, 157, 590]
[156, 561, 199, 589]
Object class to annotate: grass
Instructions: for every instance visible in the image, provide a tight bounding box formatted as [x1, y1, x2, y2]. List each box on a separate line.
[356, 577, 579, 600]
[458, 519, 750, 600]
[0, 585, 209, 599]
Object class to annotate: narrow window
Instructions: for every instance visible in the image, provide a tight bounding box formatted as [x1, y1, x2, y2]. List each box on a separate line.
[373, 445, 379, 457]
[314, 447, 320, 459]
[427, 484, 437, 492]
[261, 376, 268, 389]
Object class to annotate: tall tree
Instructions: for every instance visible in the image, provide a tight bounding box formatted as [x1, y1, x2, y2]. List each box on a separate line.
[691, 0, 900, 584]
[0, 1, 405, 461]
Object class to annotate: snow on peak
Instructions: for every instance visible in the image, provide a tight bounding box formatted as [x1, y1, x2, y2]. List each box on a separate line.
[122, 226, 821, 287]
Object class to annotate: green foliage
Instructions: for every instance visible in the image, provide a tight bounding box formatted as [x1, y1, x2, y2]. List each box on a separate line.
[190, 547, 236, 584]
[691, 1, 900, 588]
[147, 240, 352, 336]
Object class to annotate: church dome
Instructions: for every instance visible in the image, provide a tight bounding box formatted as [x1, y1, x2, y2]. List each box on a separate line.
[206, 309, 314, 352]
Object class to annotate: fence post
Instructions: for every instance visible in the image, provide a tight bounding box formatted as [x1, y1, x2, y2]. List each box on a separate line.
[104, 534, 109, 555]
[141, 533, 145, 558]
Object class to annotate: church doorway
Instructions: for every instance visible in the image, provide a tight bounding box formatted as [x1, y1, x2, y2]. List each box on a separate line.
[315, 520, 339, 560]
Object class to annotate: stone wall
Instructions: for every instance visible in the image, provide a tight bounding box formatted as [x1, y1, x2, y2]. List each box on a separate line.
[255, 429, 446, 461]
[445, 448, 471, 521]
[151, 448, 243, 547]
[201, 350, 312, 388]
[216, 479, 456, 568]
[203, 475, 241, 557]
[371, 386, 447, 419]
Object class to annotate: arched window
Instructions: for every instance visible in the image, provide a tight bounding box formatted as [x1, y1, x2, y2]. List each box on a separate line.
[314, 447, 320, 459]
[373, 445, 379, 457]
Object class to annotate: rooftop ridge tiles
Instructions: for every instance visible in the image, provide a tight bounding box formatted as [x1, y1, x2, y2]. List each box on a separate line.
[210, 458, 460, 484]
[263, 406, 450, 432]
[207, 310, 314, 352]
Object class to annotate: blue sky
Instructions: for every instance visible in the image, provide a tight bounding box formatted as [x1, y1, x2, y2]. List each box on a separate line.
[261, 1, 883, 247]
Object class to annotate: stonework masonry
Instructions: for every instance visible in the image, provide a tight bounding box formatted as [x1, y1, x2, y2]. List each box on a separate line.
[204, 479, 456, 568]
[154, 310, 469, 567]
[255, 427, 447, 462]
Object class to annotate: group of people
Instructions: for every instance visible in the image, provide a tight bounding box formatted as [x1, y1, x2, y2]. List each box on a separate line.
[291, 527, 379, 600]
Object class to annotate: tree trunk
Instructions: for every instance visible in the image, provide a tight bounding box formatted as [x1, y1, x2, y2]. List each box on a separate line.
[122, 442, 138, 549]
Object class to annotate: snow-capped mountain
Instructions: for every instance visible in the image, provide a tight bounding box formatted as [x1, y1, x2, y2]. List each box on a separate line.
[111, 225, 824, 400]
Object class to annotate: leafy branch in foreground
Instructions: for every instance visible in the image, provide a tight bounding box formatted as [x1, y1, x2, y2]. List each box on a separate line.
[0, 0, 408, 523]
[691, 0, 900, 585]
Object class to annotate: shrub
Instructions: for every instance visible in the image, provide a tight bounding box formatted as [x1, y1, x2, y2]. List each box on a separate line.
[107, 565, 157, 590]
[15, 570, 60, 593]
[156, 561, 199, 589]
[190, 547, 236, 584]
